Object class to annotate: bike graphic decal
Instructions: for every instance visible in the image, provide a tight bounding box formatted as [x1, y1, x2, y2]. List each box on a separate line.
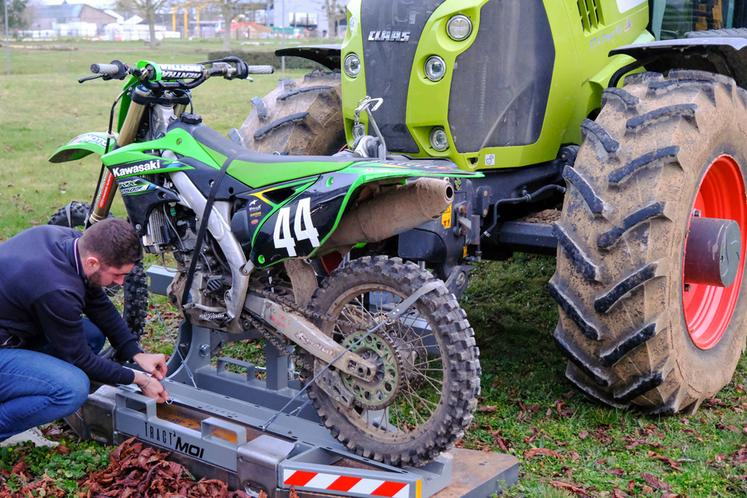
[272, 197, 320, 257]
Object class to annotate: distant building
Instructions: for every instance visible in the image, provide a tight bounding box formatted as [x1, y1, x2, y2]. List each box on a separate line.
[266, 0, 348, 37]
[29, 2, 116, 37]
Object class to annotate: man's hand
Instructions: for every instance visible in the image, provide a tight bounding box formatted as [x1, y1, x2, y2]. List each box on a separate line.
[132, 352, 168, 380]
[133, 371, 169, 403]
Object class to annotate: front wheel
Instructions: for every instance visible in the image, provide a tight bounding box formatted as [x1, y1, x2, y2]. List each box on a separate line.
[303, 256, 480, 466]
[552, 70, 747, 414]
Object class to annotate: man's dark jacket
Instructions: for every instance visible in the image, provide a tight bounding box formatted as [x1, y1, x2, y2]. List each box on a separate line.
[0, 225, 142, 384]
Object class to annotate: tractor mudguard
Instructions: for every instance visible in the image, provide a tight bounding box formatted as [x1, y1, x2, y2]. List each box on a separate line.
[611, 38, 747, 87]
[49, 132, 113, 163]
[275, 45, 341, 70]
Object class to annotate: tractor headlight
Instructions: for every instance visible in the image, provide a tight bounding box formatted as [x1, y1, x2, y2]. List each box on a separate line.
[344, 53, 361, 78]
[447, 15, 472, 41]
[424, 56, 446, 82]
[430, 127, 449, 151]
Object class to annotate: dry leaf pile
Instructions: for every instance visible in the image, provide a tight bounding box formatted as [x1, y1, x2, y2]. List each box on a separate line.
[80, 438, 248, 498]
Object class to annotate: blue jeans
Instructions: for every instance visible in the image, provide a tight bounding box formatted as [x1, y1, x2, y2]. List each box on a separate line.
[0, 320, 105, 441]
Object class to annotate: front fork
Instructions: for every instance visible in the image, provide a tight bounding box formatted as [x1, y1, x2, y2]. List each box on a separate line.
[87, 100, 188, 225]
[88, 100, 147, 225]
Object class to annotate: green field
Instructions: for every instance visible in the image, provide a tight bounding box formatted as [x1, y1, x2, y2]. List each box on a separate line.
[0, 41, 744, 497]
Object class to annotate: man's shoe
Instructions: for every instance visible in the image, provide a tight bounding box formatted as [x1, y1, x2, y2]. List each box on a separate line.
[0, 427, 59, 448]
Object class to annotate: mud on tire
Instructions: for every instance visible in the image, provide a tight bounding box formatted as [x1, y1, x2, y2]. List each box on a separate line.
[49, 201, 149, 338]
[302, 256, 480, 466]
[552, 71, 747, 414]
[239, 70, 344, 155]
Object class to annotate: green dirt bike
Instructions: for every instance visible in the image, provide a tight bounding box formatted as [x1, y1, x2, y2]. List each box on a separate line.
[49, 56, 481, 466]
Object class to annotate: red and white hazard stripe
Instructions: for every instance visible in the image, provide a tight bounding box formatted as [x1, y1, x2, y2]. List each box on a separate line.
[282, 469, 414, 498]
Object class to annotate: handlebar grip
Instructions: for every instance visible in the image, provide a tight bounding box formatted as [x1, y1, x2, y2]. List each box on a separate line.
[247, 65, 275, 75]
[90, 63, 120, 76]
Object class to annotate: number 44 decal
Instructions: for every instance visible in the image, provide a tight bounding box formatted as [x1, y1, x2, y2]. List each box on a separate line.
[273, 198, 320, 257]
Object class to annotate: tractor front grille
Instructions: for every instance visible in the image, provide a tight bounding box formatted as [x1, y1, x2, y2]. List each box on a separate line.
[360, 0, 446, 153]
[448, 0, 555, 153]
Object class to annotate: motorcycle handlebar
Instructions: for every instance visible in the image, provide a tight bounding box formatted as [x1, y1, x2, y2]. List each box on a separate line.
[247, 65, 275, 75]
[84, 57, 269, 87]
[159, 64, 205, 80]
[89, 60, 129, 80]
[90, 63, 120, 75]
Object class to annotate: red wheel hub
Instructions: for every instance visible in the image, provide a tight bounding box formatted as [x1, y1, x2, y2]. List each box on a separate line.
[683, 155, 747, 350]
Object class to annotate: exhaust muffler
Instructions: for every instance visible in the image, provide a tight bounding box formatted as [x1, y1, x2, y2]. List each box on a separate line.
[322, 177, 454, 249]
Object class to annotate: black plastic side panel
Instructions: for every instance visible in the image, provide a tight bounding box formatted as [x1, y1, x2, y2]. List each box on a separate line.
[275, 45, 341, 70]
[449, 0, 555, 152]
[361, 0, 446, 153]
[118, 177, 181, 236]
[250, 173, 360, 267]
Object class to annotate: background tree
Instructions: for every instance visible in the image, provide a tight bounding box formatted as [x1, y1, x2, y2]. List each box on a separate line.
[116, 0, 169, 48]
[1, 0, 29, 36]
[323, 0, 344, 38]
[212, 0, 265, 49]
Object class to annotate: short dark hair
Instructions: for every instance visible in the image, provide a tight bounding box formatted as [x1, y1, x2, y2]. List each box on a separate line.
[79, 218, 142, 267]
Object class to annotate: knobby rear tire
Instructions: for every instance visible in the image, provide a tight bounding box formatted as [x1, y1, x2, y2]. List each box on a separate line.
[302, 256, 480, 466]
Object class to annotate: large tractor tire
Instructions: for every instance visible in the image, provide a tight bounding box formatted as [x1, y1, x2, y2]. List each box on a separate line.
[551, 70, 747, 414]
[49, 201, 149, 339]
[239, 70, 344, 155]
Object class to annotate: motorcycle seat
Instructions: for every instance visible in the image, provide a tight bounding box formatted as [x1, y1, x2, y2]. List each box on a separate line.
[169, 121, 360, 188]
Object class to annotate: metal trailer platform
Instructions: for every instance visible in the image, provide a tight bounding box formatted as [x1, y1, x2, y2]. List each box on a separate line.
[68, 266, 519, 497]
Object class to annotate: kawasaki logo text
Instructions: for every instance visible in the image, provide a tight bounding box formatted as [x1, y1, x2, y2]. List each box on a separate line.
[112, 160, 162, 177]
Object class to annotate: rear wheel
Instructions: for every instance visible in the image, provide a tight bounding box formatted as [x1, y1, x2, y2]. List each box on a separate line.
[303, 256, 480, 466]
[239, 70, 344, 155]
[552, 70, 747, 414]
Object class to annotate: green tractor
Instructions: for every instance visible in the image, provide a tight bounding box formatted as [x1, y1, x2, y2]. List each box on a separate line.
[239, 0, 747, 415]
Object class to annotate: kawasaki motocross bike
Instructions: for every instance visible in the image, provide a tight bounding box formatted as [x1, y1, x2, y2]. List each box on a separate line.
[49, 57, 481, 466]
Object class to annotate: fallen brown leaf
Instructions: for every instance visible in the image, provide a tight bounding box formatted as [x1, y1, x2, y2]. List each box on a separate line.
[549, 480, 592, 498]
[478, 405, 497, 413]
[524, 447, 561, 460]
[647, 451, 683, 471]
[733, 445, 747, 465]
[490, 430, 511, 452]
[641, 472, 671, 491]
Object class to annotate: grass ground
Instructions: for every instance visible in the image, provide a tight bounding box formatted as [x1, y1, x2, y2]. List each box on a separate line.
[0, 41, 744, 497]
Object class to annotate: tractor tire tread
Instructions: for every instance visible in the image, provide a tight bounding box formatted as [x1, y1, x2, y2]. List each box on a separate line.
[552, 70, 747, 414]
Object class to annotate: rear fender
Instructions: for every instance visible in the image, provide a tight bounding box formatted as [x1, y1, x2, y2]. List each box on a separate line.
[49, 132, 113, 163]
[611, 38, 747, 87]
[247, 161, 482, 267]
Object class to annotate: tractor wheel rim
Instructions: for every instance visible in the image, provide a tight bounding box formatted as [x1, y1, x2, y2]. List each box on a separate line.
[683, 155, 747, 350]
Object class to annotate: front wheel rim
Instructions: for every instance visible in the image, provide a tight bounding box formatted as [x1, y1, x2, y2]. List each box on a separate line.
[683, 155, 747, 350]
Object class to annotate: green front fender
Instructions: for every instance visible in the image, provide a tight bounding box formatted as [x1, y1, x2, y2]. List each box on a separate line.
[49, 132, 112, 163]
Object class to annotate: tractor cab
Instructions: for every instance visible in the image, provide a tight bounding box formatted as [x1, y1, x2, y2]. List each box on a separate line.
[652, 0, 747, 38]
